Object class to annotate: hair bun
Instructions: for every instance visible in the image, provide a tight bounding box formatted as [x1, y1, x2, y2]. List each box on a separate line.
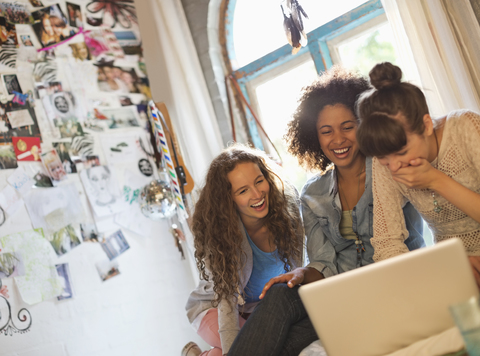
[369, 62, 402, 89]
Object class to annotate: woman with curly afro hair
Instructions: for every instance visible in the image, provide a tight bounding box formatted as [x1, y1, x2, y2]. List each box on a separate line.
[184, 144, 304, 356]
[226, 66, 425, 356]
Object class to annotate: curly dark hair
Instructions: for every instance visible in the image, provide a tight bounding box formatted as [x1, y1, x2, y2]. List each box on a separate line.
[285, 66, 370, 172]
[192, 144, 304, 307]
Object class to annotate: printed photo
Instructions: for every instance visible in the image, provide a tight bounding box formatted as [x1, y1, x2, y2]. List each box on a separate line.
[52, 141, 77, 174]
[97, 65, 143, 94]
[35, 81, 63, 99]
[20, 35, 33, 46]
[0, 143, 18, 169]
[80, 165, 127, 217]
[80, 223, 100, 242]
[48, 225, 81, 256]
[93, 106, 140, 130]
[40, 148, 67, 183]
[56, 263, 73, 300]
[2, 74, 22, 95]
[0, 17, 18, 47]
[69, 42, 91, 61]
[95, 259, 120, 282]
[100, 230, 129, 260]
[66, 2, 83, 28]
[0, 252, 25, 279]
[29, 0, 44, 7]
[0, 3, 31, 24]
[32, 4, 78, 48]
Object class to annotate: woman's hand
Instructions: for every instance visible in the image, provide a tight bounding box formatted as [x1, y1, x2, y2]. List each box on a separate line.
[259, 267, 324, 299]
[391, 158, 443, 190]
[469, 256, 480, 290]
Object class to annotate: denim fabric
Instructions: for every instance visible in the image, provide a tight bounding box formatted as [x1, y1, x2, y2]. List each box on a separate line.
[303, 157, 425, 277]
[228, 284, 317, 356]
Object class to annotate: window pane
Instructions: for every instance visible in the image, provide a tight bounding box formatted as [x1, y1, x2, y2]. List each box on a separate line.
[255, 59, 318, 191]
[233, 0, 369, 68]
[336, 23, 399, 75]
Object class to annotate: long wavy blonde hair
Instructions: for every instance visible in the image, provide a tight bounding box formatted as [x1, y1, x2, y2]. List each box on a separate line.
[192, 145, 304, 307]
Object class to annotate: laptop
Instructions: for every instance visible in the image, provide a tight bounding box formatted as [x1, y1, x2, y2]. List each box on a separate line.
[298, 238, 478, 356]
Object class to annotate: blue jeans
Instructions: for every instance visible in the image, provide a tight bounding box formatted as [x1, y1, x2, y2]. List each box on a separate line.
[228, 284, 318, 356]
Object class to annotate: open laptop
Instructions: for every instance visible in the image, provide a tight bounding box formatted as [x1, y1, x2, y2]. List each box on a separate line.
[298, 238, 478, 356]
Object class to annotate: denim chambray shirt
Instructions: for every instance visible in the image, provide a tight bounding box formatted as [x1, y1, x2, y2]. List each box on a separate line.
[301, 157, 425, 278]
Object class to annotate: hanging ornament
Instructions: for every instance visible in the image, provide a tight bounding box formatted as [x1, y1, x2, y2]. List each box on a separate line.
[281, 0, 308, 54]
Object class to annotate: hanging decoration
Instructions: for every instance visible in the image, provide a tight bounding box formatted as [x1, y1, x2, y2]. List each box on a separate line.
[281, 0, 308, 54]
[148, 101, 188, 219]
[0, 295, 32, 336]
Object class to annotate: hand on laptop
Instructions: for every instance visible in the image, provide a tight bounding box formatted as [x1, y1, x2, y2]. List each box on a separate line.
[469, 256, 480, 290]
[259, 267, 324, 299]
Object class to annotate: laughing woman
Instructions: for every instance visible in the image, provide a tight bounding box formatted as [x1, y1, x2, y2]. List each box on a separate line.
[183, 145, 304, 356]
[356, 62, 480, 288]
[227, 67, 425, 356]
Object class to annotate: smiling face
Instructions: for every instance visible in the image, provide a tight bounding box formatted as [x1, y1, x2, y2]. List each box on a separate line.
[316, 104, 363, 170]
[228, 162, 270, 226]
[43, 18, 54, 36]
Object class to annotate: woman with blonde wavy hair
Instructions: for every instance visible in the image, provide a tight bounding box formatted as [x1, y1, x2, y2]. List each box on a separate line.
[183, 144, 304, 356]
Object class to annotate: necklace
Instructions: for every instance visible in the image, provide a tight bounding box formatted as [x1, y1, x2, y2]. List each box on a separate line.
[338, 164, 366, 254]
[432, 129, 443, 213]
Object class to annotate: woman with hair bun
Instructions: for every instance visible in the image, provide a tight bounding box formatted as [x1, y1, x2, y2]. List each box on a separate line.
[183, 144, 304, 356]
[356, 62, 480, 289]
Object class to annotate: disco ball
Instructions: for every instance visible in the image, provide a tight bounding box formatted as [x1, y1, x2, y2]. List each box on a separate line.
[139, 175, 176, 220]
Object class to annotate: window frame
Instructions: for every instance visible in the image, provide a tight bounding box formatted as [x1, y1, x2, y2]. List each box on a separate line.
[225, 0, 385, 149]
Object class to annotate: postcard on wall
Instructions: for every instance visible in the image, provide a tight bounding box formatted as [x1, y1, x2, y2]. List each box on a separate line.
[12, 137, 41, 162]
[55, 263, 73, 300]
[47, 224, 82, 257]
[91, 106, 140, 130]
[0, 251, 26, 279]
[100, 230, 129, 260]
[23, 183, 85, 235]
[80, 165, 127, 217]
[41, 148, 67, 184]
[0, 143, 18, 169]
[95, 259, 120, 282]
[31, 4, 79, 48]
[7, 109, 34, 128]
[80, 223, 101, 242]
[52, 141, 77, 174]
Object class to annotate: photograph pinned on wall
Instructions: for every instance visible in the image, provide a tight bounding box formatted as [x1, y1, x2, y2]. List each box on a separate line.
[95, 259, 120, 282]
[52, 141, 77, 174]
[66, 2, 83, 29]
[100, 229, 129, 260]
[113, 31, 140, 48]
[0, 143, 18, 170]
[40, 148, 67, 184]
[47, 224, 81, 257]
[0, 17, 18, 47]
[80, 165, 127, 217]
[29, 0, 44, 8]
[35, 81, 63, 99]
[2, 74, 22, 95]
[91, 105, 140, 130]
[11, 137, 41, 162]
[69, 42, 91, 61]
[42, 91, 81, 125]
[55, 263, 73, 300]
[0, 101, 42, 144]
[96, 64, 145, 94]
[84, 28, 124, 59]
[23, 183, 85, 234]
[0, 3, 31, 25]
[20, 35, 33, 46]
[80, 223, 101, 242]
[32, 4, 79, 48]
[0, 251, 26, 279]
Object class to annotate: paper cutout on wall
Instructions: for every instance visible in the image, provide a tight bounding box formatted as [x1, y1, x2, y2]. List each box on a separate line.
[47, 224, 82, 257]
[0, 229, 63, 305]
[56, 263, 73, 300]
[95, 259, 120, 282]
